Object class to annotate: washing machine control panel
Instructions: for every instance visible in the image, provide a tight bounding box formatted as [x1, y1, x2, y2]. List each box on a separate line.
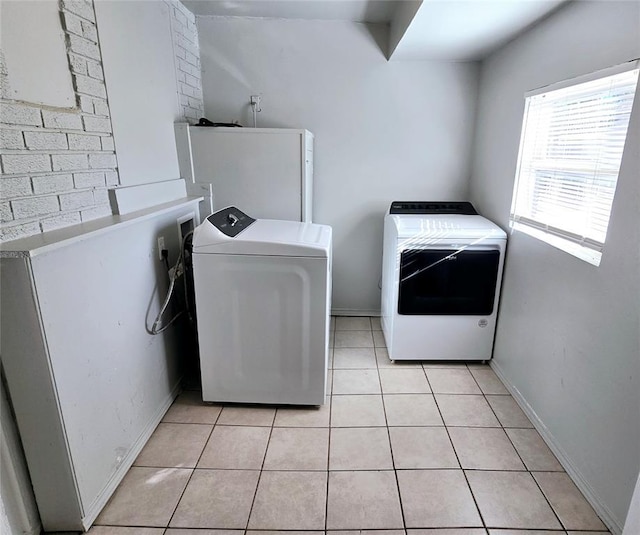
[207, 206, 255, 237]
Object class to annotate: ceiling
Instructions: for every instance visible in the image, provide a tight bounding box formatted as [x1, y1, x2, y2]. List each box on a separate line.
[183, 0, 400, 23]
[182, 0, 567, 61]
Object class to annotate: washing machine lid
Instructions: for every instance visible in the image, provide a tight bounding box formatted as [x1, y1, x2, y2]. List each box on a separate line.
[193, 215, 331, 257]
[389, 214, 507, 240]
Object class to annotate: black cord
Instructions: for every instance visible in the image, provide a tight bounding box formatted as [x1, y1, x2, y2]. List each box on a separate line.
[182, 231, 195, 324]
[195, 118, 243, 127]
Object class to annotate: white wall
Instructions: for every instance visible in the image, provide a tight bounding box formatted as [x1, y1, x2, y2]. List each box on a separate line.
[197, 17, 479, 313]
[0, 1, 74, 107]
[95, 0, 181, 186]
[623, 473, 640, 535]
[470, 1, 640, 531]
[0, 379, 41, 535]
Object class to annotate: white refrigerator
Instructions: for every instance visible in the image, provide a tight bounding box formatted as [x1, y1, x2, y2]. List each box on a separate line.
[175, 124, 313, 222]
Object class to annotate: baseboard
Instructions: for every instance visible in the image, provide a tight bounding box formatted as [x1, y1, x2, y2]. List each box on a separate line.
[490, 360, 623, 535]
[331, 308, 380, 317]
[81, 380, 182, 530]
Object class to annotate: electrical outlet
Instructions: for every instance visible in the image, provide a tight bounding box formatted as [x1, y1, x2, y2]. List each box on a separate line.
[157, 236, 165, 260]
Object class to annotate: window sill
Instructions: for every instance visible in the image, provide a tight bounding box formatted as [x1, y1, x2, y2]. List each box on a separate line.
[510, 221, 602, 267]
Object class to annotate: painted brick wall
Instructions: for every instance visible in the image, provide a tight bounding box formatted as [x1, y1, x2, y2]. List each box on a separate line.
[0, 0, 204, 244]
[169, 0, 204, 123]
[0, 0, 119, 243]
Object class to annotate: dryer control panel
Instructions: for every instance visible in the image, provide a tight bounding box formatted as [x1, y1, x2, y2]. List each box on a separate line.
[390, 201, 477, 215]
[207, 206, 255, 237]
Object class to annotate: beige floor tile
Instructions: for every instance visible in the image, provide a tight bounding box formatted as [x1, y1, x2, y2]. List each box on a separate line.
[565, 532, 611, 535]
[327, 371, 333, 395]
[248, 471, 327, 530]
[248, 532, 324, 535]
[170, 469, 259, 528]
[468, 367, 509, 395]
[448, 427, 525, 470]
[88, 528, 165, 535]
[397, 469, 482, 527]
[505, 428, 563, 471]
[167, 531, 243, 535]
[373, 330, 387, 347]
[330, 316, 335, 331]
[335, 330, 374, 348]
[263, 427, 329, 470]
[331, 395, 386, 427]
[389, 427, 458, 469]
[466, 471, 561, 529]
[486, 395, 534, 428]
[376, 347, 421, 368]
[328, 347, 334, 369]
[327, 471, 403, 529]
[489, 531, 569, 535]
[370, 316, 382, 330]
[198, 426, 270, 469]
[329, 427, 393, 470]
[408, 529, 487, 535]
[379, 368, 431, 394]
[217, 405, 276, 426]
[376, 347, 391, 366]
[335, 316, 372, 331]
[95, 467, 191, 527]
[425, 368, 482, 394]
[333, 347, 377, 369]
[423, 362, 470, 369]
[162, 391, 222, 424]
[332, 369, 381, 394]
[329, 532, 404, 535]
[134, 423, 212, 468]
[274, 402, 331, 427]
[435, 394, 500, 427]
[383, 394, 443, 426]
[533, 472, 606, 531]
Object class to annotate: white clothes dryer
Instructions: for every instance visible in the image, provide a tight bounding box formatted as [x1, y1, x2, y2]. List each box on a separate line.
[381, 202, 506, 361]
[192, 206, 332, 405]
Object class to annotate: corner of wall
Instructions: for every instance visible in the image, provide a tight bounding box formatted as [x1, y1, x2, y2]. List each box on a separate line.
[0, 0, 120, 243]
[167, 1, 204, 123]
[388, 0, 423, 59]
[1, 372, 41, 535]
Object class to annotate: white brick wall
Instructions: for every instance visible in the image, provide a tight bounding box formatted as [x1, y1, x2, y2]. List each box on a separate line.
[0, 176, 32, 198]
[0, 128, 25, 149]
[1, 0, 203, 242]
[168, 1, 204, 123]
[0, 0, 119, 243]
[32, 174, 74, 195]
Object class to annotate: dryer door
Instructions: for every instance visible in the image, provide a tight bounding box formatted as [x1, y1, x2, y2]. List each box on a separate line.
[398, 247, 500, 315]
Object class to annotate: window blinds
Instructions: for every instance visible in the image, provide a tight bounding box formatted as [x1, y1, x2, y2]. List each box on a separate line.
[510, 66, 639, 254]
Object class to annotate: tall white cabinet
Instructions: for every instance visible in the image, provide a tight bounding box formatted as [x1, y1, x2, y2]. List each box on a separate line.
[175, 125, 314, 222]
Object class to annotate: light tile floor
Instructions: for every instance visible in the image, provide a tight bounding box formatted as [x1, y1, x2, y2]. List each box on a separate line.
[92, 317, 610, 535]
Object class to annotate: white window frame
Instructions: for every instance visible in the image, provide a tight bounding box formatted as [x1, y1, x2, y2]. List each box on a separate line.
[509, 60, 639, 266]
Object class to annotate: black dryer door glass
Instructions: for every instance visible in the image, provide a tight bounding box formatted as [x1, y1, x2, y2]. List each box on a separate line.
[398, 248, 500, 315]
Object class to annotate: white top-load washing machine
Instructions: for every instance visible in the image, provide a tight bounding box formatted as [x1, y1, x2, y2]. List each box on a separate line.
[192, 207, 332, 405]
[381, 202, 506, 361]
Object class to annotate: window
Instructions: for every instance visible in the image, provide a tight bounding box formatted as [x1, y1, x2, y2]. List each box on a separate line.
[510, 62, 639, 266]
